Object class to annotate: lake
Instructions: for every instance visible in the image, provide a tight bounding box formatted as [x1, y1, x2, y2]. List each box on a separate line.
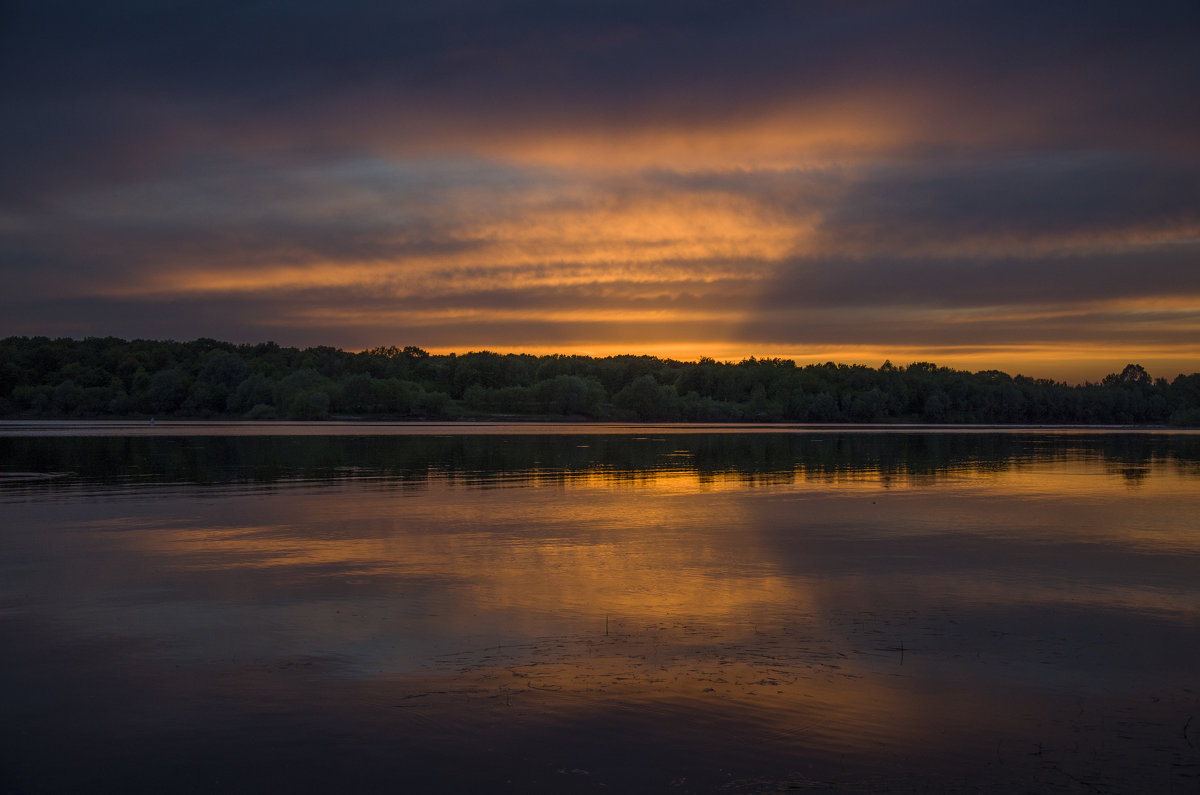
[2, 423, 1199, 793]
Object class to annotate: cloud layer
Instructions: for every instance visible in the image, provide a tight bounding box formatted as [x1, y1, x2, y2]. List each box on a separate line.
[2, 0, 1198, 381]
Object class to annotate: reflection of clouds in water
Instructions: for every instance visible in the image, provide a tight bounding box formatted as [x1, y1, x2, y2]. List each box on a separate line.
[18, 457, 1199, 684]
[4, 433, 1200, 791]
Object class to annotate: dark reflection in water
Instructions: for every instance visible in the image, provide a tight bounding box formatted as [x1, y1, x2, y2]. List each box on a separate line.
[2, 428, 1199, 793]
[3, 429, 1199, 491]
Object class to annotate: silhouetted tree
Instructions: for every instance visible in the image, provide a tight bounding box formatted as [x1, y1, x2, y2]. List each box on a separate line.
[2, 335, 1197, 424]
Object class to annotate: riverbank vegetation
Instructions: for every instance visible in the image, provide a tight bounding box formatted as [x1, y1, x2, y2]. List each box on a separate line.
[2, 336, 1198, 425]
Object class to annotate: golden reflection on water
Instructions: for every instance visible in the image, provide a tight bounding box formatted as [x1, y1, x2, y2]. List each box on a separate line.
[6, 435, 1200, 790]
[79, 451, 1200, 655]
[104, 450, 1200, 569]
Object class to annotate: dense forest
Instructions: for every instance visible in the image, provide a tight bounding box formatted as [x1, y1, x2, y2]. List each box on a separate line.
[2, 336, 1198, 425]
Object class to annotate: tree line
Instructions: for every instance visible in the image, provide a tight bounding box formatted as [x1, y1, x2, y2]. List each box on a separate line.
[2, 336, 1198, 425]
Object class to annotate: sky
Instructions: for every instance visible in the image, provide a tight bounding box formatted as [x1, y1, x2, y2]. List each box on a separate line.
[1, 1, 1198, 383]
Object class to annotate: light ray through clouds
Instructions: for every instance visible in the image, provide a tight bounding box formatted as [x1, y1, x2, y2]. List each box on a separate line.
[1, 0, 1198, 382]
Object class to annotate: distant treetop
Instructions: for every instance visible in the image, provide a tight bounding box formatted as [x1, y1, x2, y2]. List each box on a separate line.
[1, 336, 1197, 426]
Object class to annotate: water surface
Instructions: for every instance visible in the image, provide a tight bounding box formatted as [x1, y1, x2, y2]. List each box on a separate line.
[2, 426, 1198, 792]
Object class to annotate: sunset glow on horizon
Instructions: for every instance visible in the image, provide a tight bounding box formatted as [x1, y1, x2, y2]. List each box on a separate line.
[2, 2, 1198, 384]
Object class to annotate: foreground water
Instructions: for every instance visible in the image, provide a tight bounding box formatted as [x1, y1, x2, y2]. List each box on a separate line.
[2, 424, 1199, 793]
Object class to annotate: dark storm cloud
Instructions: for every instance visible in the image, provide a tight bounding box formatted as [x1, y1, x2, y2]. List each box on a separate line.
[10, 1, 1190, 113]
[762, 245, 1200, 311]
[4, 1, 1198, 203]
[814, 153, 1200, 248]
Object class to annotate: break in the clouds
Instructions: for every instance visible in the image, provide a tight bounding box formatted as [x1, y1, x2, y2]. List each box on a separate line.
[1, 1, 1198, 381]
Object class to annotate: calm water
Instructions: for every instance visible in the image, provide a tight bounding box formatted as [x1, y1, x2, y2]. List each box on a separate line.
[2, 424, 1199, 793]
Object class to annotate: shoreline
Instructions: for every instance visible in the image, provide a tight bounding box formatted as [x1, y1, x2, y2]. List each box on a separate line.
[1, 418, 1193, 438]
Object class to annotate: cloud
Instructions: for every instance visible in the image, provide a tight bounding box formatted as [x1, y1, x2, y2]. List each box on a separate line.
[0, 1, 1198, 379]
[760, 246, 1200, 312]
[814, 153, 1200, 253]
[4, 1, 1197, 197]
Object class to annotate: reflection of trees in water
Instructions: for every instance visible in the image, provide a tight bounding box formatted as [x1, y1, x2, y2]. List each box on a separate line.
[3, 432, 1199, 491]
